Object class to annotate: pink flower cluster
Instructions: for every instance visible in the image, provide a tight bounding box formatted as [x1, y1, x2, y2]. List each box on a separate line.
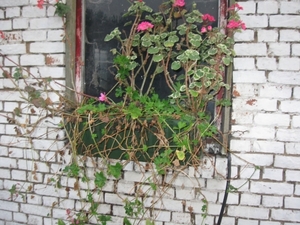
[200, 13, 215, 33]
[173, 0, 185, 7]
[227, 20, 246, 30]
[37, 0, 44, 9]
[228, 3, 243, 11]
[137, 21, 154, 32]
[0, 31, 5, 39]
[99, 93, 107, 102]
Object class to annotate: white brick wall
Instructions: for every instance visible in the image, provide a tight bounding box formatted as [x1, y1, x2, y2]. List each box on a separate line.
[0, 0, 299, 225]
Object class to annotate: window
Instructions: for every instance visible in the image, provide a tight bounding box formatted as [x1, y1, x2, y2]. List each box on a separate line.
[70, 0, 231, 154]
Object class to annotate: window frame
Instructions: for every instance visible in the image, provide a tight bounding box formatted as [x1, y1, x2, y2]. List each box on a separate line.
[66, 0, 233, 155]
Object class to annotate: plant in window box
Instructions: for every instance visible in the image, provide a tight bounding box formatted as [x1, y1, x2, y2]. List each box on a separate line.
[64, 0, 245, 174]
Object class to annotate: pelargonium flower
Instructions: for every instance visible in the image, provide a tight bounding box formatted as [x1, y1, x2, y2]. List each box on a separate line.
[202, 14, 215, 22]
[227, 20, 246, 30]
[37, 0, 44, 9]
[0, 31, 5, 39]
[173, 0, 185, 7]
[137, 21, 154, 32]
[207, 25, 212, 31]
[98, 93, 107, 102]
[200, 27, 207, 33]
[228, 3, 243, 11]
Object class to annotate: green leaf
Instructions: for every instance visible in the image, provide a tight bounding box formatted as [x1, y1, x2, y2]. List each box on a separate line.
[171, 61, 181, 70]
[148, 47, 159, 54]
[164, 40, 175, 48]
[123, 217, 132, 225]
[108, 162, 122, 179]
[57, 219, 66, 225]
[189, 89, 199, 97]
[222, 56, 232, 66]
[146, 219, 155, 225]
[104, 34, 114, 42]
[208, 48, 218, 55]
[95, 172, 107, 189]
[185, 49, 200, 60]
[153, 54, 164, 62]
[176, 150, 185, 161]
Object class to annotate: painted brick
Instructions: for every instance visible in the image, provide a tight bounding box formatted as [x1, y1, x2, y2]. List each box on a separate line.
[239, 15, 268, 28]
[206, 203, 222, 215]
[0, 157, 17, 168]
[0, 210, 12, 220]
[28, 215, 43, 225]
[22, 6, 46, 17]
[6, 7, 21, 18]
[0, 146, 8, 156]
[30, 17, 64, 29]
[292, 116, 300, 128]
[260, 222, 281, 225]
[34, 184, 67, 198]
[4, 55, 20, 66]
[240, 193, 261, 206]
[294, 87, 300, 99]
[0, 169, 11, 179]
[278, 57, 300, 71]
[276, 129, 300, 142]
[0, 200, 19, 212]
[292, 44, 300, 56]
[259, 85, 291, 99]
[13, 18, 29, 29]
[253, 141, 284, 154]
[281, 1, 300, 14]
[268, 43, 290, 56]
[232, 153, 273, 166]
[18, 160, 50, 173]
[230, 139, 251, 152]
[0, 44, 26, 54]
[256, 57, 277, 70]
[286, 143, 300, 155]
[257, 1, 278, 14]
[0, 0, 28, 7]
[206, 179, 227, 191]
[30, 42, 65, 53]
[233, 84, 255, 98]
[27, 194, 42, 205]
[47, 29, 64, 41]
[219, 192, 239, 204]
[237, 219, 258, 225]
[0, 9, 4, 19]
[269, 72, 300, 85]
[11, 170, 27, 181]
[20, 54, 45, 66]
[271, 209, 300, 222]
[285, 197, 300, 209]
[263, 168, 283, 181]
[233, 71, 266, 83]
[234, 43, 267, 56]
[233, 58, 255, 70]
[231, 125, 276, 139]
[270, 15, 300, 28]
[236, 1, 256, 14]
[275, 155, 300, 169]
[13, 212, 27, 223]
[22, 30, 47, 41]
[280, 30, 300, 42]
[254, 113, 290, 127]
[240, 167, 260, 179]
[221, 217, 236, 225]
[251, 181, 293, 195]
[176, 188, 195, 200]
[116, 180, 135, 195]
[295, 185, 300, 196]
[233, 98, 277, 112]
[228, 205, 269, 219]
[47, 5, 57, 17]
[46, 54, 65, 65]
[171, 212, 190, 224]
[0, 20, 12, 30]
[234, 30, 255, 42]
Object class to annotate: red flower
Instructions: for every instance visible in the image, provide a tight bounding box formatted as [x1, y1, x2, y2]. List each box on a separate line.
[137, 21, 154, 32]
[207, 25, 212, 31]
[173, 0, 185, 7]
[200, 27, 207, 33]
[0, 31, 5, 39]
[202, 14, 215, 22]
[228, 3, 243, 11]
[227, 20, 246, 30]
[37, 0, 44, 9]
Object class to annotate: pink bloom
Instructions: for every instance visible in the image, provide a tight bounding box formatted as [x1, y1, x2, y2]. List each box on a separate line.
[137, 21, 154, 32]
[201, 27, 207, 33]
[202, 14, 215, 22]
[66, 209, 71, 215]
[173, 0, 185, 7]
[98, 93, 107, 102]
[228, 3, 243, 11]
[227, 20, 246, 30]
[37, 0, 44, 9]
[207, 25, 212, 31]
[0, 31, 5, 39]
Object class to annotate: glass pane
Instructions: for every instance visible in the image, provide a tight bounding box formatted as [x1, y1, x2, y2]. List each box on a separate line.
[84, 0, 219, 97]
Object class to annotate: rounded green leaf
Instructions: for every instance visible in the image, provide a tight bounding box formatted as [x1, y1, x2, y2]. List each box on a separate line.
[148, 47, 159, 54]
[176, 150, 185, 161]
[171, 61, 181, 70]
[153, 54, 164, 62]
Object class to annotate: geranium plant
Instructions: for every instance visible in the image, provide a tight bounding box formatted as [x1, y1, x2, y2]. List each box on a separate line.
[65, 0, 244, 173]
